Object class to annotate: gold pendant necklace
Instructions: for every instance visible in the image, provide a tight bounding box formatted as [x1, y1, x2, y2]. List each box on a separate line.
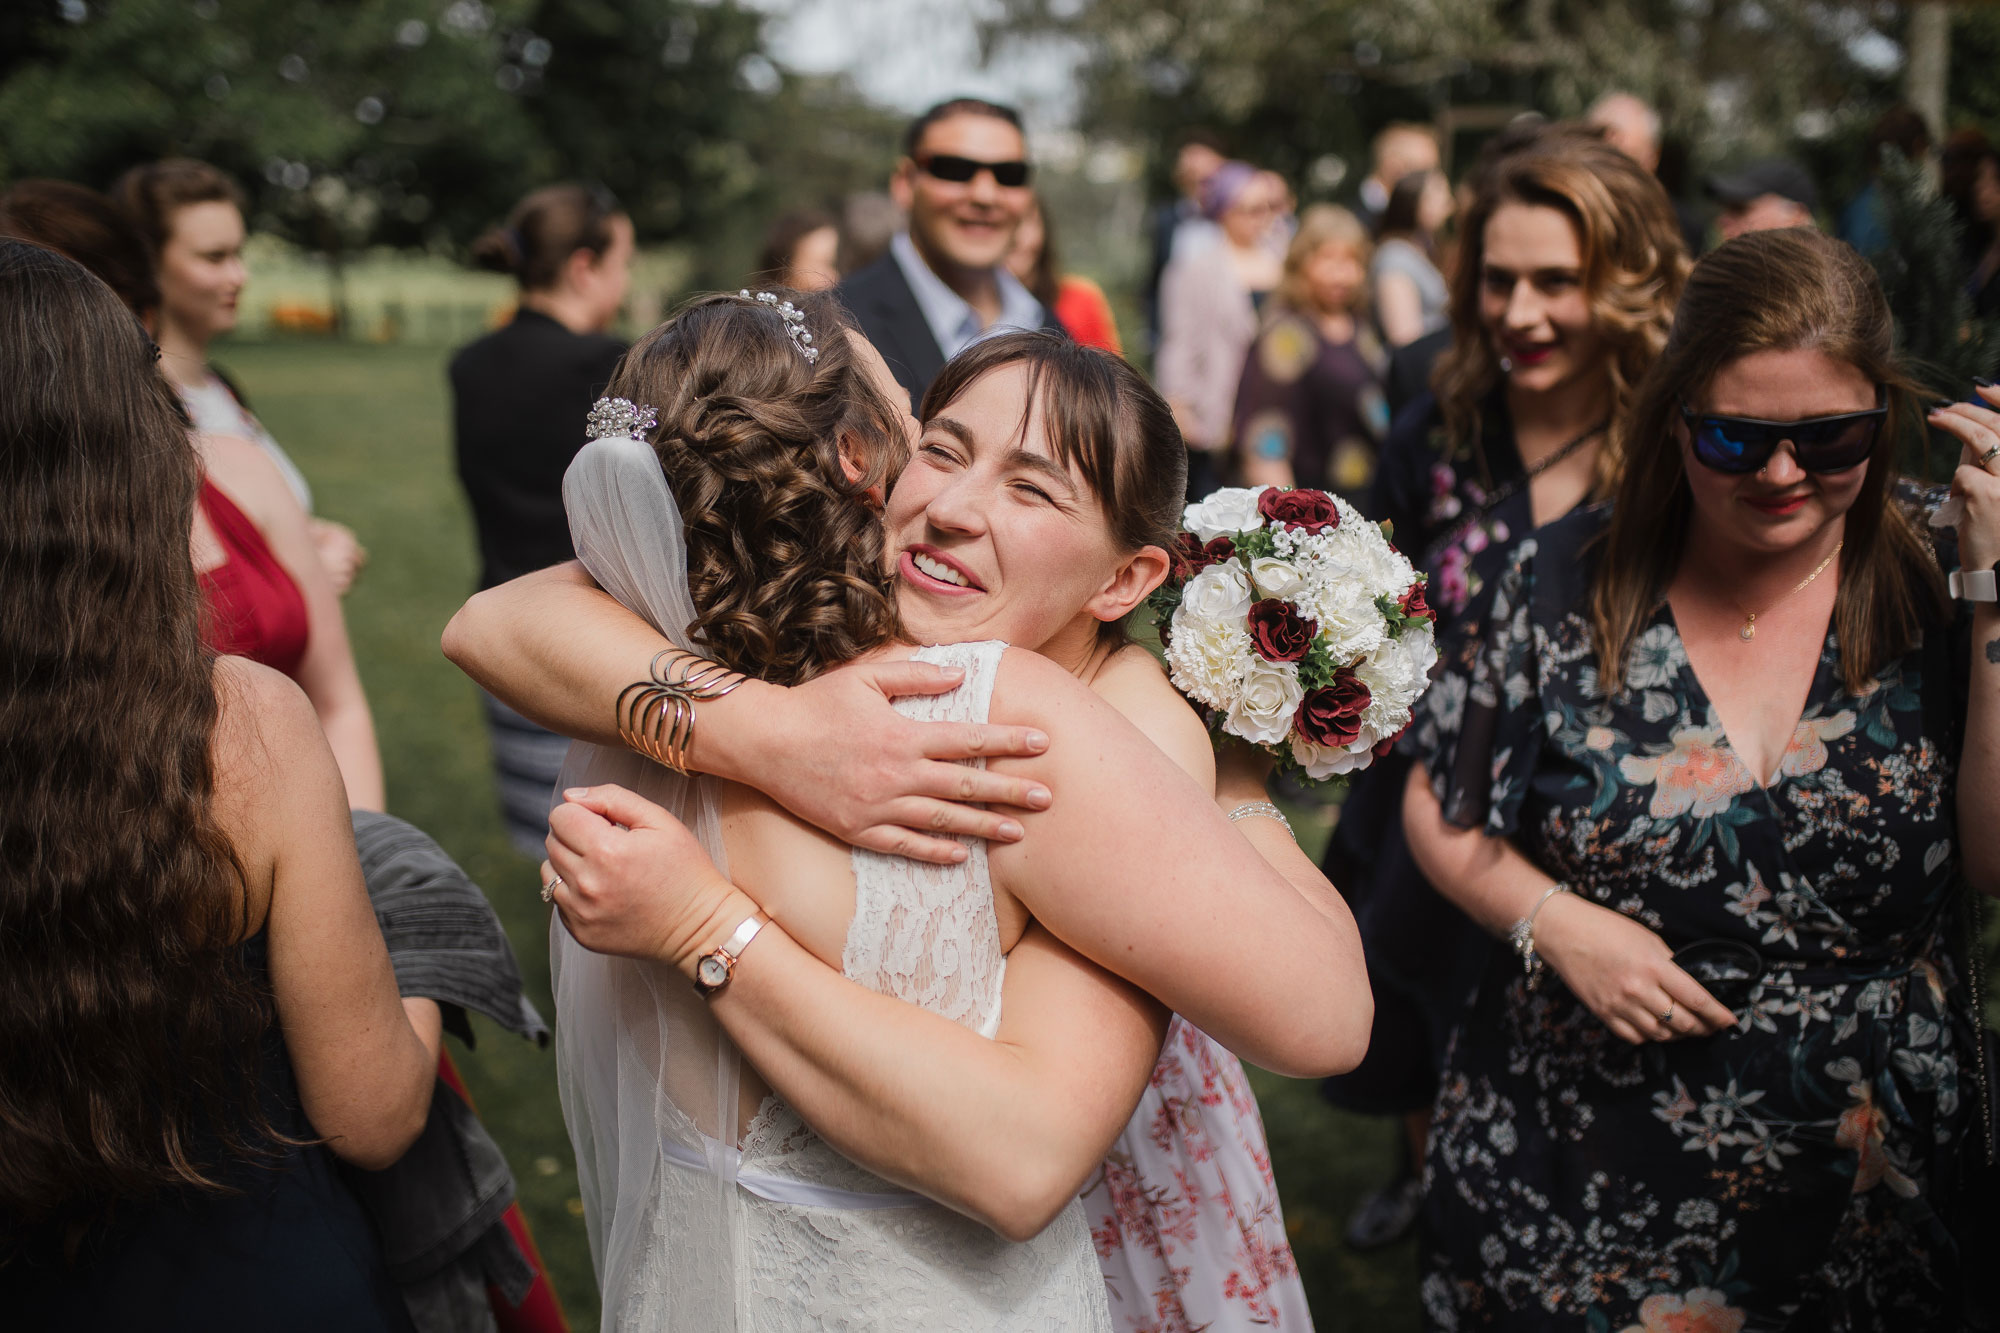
[1738, 540, 1842, 641]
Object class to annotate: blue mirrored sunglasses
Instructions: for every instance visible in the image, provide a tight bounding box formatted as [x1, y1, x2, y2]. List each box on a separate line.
[1679, 398, 1886, 475]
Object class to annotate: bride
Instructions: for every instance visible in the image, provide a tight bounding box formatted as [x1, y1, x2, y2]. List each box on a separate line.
[446, 293, 1365, 1328]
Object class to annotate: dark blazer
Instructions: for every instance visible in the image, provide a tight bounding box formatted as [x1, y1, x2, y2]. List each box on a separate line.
[835, 250, 1065, 407]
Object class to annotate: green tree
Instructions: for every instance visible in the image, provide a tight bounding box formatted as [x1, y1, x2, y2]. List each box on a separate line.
[0, 0, 899, 282]
[0, 0, 549, 251]
[1865, 153, 2000, 480]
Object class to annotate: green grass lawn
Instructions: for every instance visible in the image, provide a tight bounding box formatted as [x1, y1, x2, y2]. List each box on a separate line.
[225, 337, 1420, 1332]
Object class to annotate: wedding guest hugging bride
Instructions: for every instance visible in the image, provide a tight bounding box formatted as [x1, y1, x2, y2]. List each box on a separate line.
[444, 293, 1369, 1328]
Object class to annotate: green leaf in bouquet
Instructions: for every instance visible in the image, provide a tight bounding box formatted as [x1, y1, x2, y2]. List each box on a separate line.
[1235, 527, 1278, 561]
[1296, 639, 1337, 692]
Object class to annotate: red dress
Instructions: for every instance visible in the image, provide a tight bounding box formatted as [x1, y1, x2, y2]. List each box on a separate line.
[196, 479, 309, 676]
[1056, 275, 1123, 355]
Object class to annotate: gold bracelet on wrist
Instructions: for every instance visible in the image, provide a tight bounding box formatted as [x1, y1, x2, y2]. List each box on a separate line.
[615, 648, 749, 774]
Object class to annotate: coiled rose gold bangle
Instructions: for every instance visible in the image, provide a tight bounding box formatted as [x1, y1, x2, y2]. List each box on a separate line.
[616, 648, 748, 774]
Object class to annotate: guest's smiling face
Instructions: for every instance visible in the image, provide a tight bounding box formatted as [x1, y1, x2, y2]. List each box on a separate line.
[1677, 346, 1874, 556]
[1478, 201, 1605, 398]
[881, 362, 1154, 656]
[893, 113, 1033, 277]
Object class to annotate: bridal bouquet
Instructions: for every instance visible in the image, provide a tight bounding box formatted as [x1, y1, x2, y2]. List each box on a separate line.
[1150, 486, 1439, 786]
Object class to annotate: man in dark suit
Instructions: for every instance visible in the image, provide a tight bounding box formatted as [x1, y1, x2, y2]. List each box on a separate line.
[836, 97, 1064, 406]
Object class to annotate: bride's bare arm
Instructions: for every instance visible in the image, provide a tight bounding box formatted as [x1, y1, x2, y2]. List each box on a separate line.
[442, 563, 1053, 861]
[546, 786, 1165, 1241]
[716, 922, 1164, 1240]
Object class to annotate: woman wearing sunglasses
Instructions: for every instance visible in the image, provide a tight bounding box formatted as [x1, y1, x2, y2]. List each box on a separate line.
[1402, 225, 1997, 1327]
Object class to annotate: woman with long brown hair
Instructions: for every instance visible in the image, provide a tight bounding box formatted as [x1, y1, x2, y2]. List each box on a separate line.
[1321, 124, 1690, 1249]
[0, 239, 441, 1327]
[1402, 226, 1997, 1326]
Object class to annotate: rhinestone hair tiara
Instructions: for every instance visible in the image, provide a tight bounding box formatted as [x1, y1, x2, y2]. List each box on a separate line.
[738, 289, 820, 363]
[586, 396, 659, 441]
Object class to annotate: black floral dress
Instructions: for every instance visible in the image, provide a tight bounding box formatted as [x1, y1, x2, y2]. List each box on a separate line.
[1408, 499, 1982, 1331]
[1323, 392, 1544, 1115]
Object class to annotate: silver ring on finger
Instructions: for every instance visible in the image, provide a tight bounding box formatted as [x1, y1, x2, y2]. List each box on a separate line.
[1658, 1000, 1675, 1026]
[541, 873, 564, 904]
[1979, 442, 2000, 470]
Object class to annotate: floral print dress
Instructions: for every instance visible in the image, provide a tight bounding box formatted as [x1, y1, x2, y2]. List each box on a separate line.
[1078, 1017, 1314, 1333]
[1407, 500, 1981, 1331]
[1324, 392, 1537, 1114]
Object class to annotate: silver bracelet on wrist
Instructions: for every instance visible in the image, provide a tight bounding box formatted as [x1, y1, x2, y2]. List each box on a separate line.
[1227, 801, 1295, 841]
[1506, 882, 1569, 986]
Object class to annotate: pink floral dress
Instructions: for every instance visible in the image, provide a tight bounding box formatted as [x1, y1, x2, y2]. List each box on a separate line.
[1078, 1017, 1315, 1332]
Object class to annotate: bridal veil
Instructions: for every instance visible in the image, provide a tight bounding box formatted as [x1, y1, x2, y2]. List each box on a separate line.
[551, 432, 744, 1329]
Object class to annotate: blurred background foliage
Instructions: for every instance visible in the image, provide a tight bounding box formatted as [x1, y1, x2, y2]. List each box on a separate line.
[984, 0, 1945, 205]
[12, 0, 2000, 316]
[0, 0, 901, 288]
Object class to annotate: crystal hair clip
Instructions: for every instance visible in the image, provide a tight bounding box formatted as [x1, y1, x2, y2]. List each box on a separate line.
[587, 396, 659, 441]
[738, 289, 820, 364]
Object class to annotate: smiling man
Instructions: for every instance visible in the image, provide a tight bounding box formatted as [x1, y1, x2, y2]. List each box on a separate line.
[836, 97, 1065, 403]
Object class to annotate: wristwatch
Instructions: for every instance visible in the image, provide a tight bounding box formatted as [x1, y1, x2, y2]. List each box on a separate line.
[692, 912, 768, 997]
[1949, 559, 2000, 601]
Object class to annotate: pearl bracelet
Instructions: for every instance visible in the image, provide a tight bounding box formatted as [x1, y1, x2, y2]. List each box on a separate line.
[1227, 801, 1295, 841]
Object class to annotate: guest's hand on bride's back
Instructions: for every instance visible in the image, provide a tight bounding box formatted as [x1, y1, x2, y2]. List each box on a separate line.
[760, 653, 1056, 864]
[545, 784, 753, 974]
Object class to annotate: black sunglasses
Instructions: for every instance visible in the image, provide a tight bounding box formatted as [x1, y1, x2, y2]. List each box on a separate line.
[1679, 398, 1886, 475]
[916, 154, 1033, 189]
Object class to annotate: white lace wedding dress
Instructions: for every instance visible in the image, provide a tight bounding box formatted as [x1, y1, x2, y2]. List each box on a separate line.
[600, 641, 1112, 1332]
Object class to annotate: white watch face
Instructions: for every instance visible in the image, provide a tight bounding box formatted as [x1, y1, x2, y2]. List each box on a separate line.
[697, 954, 730, 989]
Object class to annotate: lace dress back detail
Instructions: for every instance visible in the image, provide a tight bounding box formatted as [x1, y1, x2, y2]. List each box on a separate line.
[624, 641, 1112, 1331]
[844, 641, 1009, 1038]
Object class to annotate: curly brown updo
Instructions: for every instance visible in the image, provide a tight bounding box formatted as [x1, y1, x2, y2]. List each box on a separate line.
[607, 289, 910, 684]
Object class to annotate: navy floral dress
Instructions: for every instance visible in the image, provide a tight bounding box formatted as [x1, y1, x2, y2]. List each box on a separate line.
[1323, 391, 1544, 1116]
[1408, 498, 1982, 1331]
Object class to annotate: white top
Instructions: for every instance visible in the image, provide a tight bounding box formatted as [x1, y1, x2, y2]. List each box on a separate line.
[890, 232, 1048, 361]
[178, 373, 314, 511]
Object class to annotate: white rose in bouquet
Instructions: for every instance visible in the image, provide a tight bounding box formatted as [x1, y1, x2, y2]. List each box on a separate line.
[1226, 658, 1306, 746]
[1248, 556, 1307, 600]
[1178, 560, 1254, 623]
[1290, 731, 1373, 781]
[1183, 486, 1270, 542]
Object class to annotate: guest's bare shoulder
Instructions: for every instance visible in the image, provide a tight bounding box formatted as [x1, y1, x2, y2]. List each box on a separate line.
[1089, 645, 1215, 789]
[208, 658, 342, 879]
[989, 643, 1215, 791]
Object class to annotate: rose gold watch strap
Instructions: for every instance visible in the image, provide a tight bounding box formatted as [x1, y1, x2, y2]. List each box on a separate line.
[717, 912, 767, 964]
